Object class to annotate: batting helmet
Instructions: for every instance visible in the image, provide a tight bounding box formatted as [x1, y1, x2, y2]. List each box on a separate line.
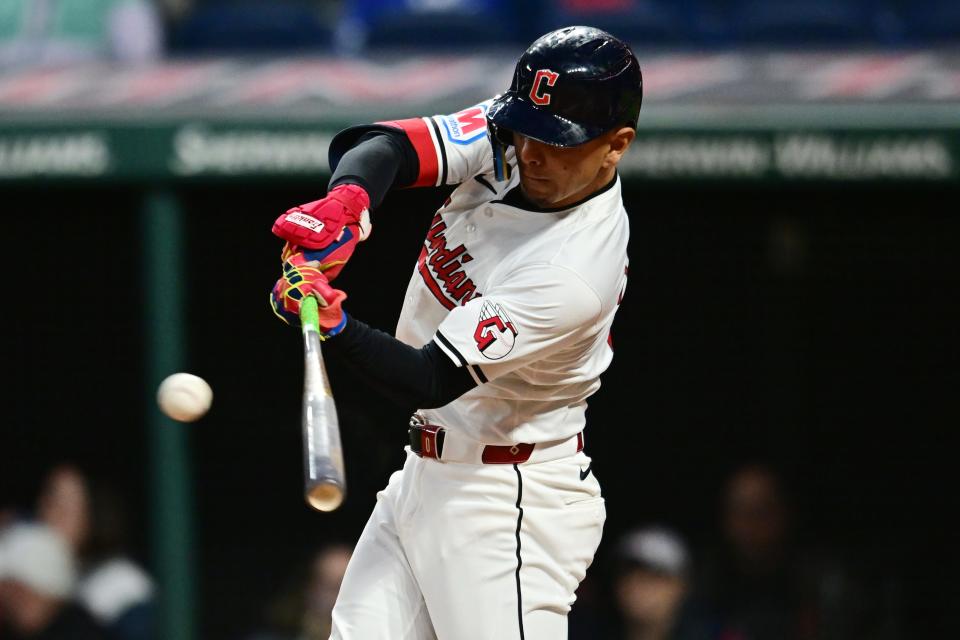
[487, 26, 643, 155]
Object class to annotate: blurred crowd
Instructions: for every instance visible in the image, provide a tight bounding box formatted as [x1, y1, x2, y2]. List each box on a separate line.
[1, 0, 958, 68]
[0, 465, 155, 639]
[568, 463, 899, 640]
[0, 0, 163, 65]
[1, 461, 903, 639]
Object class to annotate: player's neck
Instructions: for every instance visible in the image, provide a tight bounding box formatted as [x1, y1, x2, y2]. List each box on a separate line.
[514, 171, 617, 213]
[551, 166, 617, 209]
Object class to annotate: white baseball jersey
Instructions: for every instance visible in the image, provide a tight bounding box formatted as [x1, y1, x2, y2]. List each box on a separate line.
[384, 100, 629, 445]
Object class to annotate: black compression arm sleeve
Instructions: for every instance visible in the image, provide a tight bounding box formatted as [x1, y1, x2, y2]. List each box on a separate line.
[322, 315, 478, 413]
[328, 131, 419, 208]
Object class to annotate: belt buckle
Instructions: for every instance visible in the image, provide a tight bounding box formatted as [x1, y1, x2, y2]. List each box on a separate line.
[408, 413, 425, 455]
[408, 414, 445, 460]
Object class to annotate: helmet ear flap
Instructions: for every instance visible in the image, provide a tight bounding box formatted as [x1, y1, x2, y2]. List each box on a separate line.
[495, 125, 514, 148]
[486, 120, 513, 183]
[487, 118, 514, 148]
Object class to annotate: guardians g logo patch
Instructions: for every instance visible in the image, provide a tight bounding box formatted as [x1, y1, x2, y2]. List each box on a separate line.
[474, 301, 518, 360]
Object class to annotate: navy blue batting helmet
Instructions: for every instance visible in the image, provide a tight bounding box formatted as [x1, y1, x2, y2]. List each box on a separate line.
[487, 26, 643, 152]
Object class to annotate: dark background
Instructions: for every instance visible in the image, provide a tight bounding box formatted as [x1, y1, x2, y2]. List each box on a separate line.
[1, 180, 956, 637]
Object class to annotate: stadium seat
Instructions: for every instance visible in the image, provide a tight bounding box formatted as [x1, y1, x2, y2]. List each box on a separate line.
[894, 0, 960, 43]
[713, 0, 880, 46]
[172, 1, 333, 54]
[533, 0, 697, 48]
[338, 0, 523, 52]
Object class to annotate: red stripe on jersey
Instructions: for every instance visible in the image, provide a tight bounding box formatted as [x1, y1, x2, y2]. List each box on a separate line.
[417, 246, 456, 310]
[377, 118, 439, 187]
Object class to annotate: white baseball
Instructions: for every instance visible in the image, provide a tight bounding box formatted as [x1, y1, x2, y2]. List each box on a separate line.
[157, 373, 213, 422]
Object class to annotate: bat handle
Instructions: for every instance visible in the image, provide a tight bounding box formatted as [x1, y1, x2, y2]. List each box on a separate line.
[300, 295, 320, 334]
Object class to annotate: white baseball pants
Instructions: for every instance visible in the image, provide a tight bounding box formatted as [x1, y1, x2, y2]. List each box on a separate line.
[330, 447, 605, 639]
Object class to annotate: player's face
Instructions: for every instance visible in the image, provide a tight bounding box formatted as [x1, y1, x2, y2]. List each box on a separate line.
[514, 128, 634, 209]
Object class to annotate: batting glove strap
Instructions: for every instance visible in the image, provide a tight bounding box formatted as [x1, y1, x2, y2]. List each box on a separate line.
[319, 311, 348, 340]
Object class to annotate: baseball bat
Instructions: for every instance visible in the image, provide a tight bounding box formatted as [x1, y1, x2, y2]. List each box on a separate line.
[299, 296, 346, 512]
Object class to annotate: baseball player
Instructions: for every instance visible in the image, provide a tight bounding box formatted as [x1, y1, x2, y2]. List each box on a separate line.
[269, 26, 642, 640]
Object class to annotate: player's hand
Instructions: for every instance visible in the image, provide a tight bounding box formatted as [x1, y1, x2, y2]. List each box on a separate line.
[272, 185, 371, 282]
[272, 184, 372, 272]
[277, 232, 356, 283]
[270, 253, 347, 338]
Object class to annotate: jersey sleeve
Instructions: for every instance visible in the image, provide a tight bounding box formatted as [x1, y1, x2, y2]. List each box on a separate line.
[375, 99, 495, 188]
[431, 263, 603, 385]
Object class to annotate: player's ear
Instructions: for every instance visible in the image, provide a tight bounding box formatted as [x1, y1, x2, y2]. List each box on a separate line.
[603, 127, 636, 169]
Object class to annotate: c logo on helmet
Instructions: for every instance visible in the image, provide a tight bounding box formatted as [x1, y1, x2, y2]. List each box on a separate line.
[529, 69, 559, 106]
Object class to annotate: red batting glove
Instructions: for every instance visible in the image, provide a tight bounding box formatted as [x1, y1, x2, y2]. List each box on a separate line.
[272, 184, 372, 250]
[277, 226, 358, 283]
[269, 253, 348, 337]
